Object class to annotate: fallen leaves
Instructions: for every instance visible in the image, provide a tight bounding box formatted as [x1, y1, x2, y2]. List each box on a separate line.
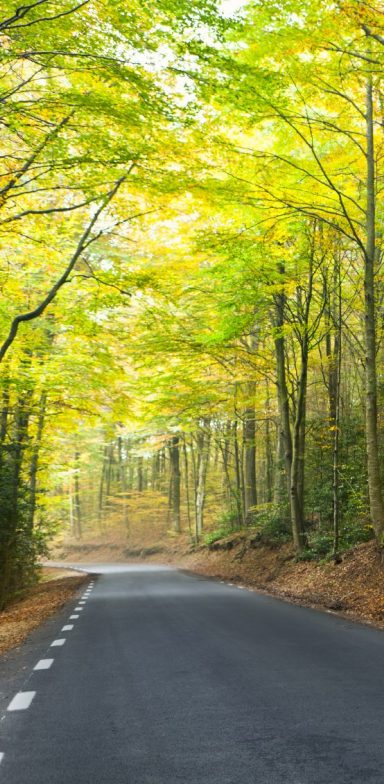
[0, 570, 88, 655]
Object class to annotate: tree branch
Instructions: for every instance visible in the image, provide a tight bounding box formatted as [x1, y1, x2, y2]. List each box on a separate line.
[0, 0, 89, 31]
[0, 174, 127, 362]
[0, 110, 75, 203]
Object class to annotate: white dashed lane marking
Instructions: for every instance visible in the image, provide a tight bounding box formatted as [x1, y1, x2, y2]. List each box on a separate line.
[0, 752, 4, 763]
[79, 601, 86, 605]
[50, 639, 66, 647]
[61, 625, 74, 631]
[34, 659, 54, 671]
[70, 614, 79, 619]
[7, 692, 36, 711]
[74, 607, 83, 611]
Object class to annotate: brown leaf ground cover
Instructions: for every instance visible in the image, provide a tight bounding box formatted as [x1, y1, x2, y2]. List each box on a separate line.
[0, 569, 88, 655]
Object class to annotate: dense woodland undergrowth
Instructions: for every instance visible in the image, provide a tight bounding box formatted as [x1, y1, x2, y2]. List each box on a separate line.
[1, 0, 384, 608]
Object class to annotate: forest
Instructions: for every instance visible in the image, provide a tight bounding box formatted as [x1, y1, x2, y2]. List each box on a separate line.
[1, 0, 384, 608]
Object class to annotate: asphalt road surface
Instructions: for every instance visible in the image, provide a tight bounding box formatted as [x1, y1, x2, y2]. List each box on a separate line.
[0, 564, 384, 783]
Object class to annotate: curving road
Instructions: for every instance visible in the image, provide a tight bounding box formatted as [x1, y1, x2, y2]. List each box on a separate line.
[0, 563, 384, 783]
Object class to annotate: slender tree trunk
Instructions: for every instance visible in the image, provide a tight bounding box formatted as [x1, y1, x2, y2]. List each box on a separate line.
[105, 443, 114, 507]
[195, 423, 210, 541]
[151, 452, 160, 490]
[273, 425, 286, 506]
[274, 269, 294, 523]
[243, 383, 257, 517]
[190, 436, 197, 512]
[117, 436, 129, 536]
[290, 244, 315, 551]
[98, 445, 108, 531]
[290, 335, 309, 550]
[324, 258, 342, 559]
[265, 420, 273, 503]
[365, 75, 384, 542]
[169, 435, 181, 533]
[182, 439, 192, 537]
[0, 385, 9, 448]
[274, 261, 308, 551]
[8, 394, 30, 530]
[218, 424, 234, 508]
[137, 455, 144, 492]
[233, 419, 244, 526]
[28, 391, 47, 531]
[69, 481, 74, 534]
[265, 384, 273, 503]
[332, 269, 342, 562]
[157, 449, 165, 492]
[128, 460, 134, 491]
[74, 451, 82, 540]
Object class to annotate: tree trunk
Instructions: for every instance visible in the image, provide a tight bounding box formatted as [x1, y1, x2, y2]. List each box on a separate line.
[117, 436, 129, 536]
[98, 445, 108, 531]
[195, 424, 210, 541]
[73, 451, 82, 540]
[273, 425, 286, 506]
[243, 383, 257, 517]
[169, 435, 181, 533]
[105, 443, 114, 507]
[69, 481, 74, 534]
[265, 414, 274, 504]
[290, 335, 309, 550]
[324, 259, 342, 559]
[274, 269, 294, 524]
[28, 391, 47, 531]
[233, 419, 244, 526]
[332, 271, 342, 562]
[218, 423, 235, 510]
[182, 439, 192, 537]
[0, 385, 9, 449]
[364, 75, 384, 541]
[151, 452, 160, 490]
[274, 261, 308, 551]
[137, 455, 144, 492]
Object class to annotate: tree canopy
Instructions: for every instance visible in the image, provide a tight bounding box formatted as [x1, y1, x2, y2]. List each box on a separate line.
[1, 0, 384, 605]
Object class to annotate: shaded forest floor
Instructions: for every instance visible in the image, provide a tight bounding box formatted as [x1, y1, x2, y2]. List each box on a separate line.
[0, 568, 88, 655]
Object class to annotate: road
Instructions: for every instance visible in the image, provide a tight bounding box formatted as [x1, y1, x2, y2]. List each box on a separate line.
[0, 563, 384, 783]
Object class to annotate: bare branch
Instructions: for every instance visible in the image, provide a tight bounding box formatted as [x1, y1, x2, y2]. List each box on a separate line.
[0, 195, 99, 226]
[0, 0, 50, 30]
[0, 0, 89, 31]
[0, 174, 128, 363]
[7, 0, 89, 29]
[0, 110, 75, 203]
